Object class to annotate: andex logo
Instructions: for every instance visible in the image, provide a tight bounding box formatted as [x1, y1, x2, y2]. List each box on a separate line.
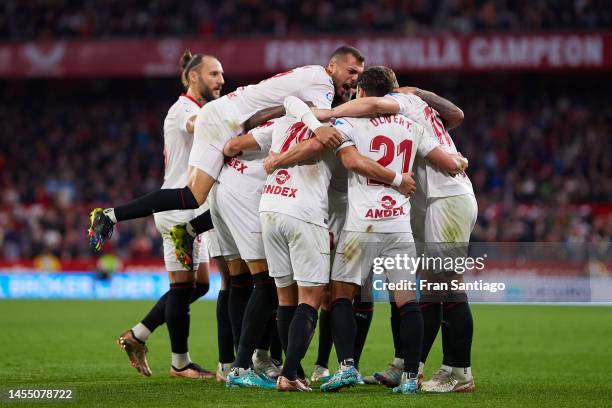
[365, 195, 405, 218]
[262, 184, 298, 198]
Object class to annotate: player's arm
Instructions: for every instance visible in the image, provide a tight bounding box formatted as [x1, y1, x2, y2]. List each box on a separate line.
[336, 146, 416, 196]
[284, 96, 342, 148]
[312, 97, 401, 122]
[223, 133, 260, 157]
[243, 106, 285, 132]
[424, 147, 468, 175]
[263, 138, 324, 174]
[395, 87, 464, 130]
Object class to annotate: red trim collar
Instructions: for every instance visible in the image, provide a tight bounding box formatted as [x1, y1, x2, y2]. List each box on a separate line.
[181, 93, 203, 108]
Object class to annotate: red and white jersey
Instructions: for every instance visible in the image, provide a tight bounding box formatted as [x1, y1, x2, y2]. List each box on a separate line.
[334, 115, 438, 233]
[258, 116, 335, 227]
[387, 92, 473, 198]
[216, 120, 273, 197]
[218, 65, 335, 124]
[161, 94, 202, 189]
[328, 163, 348, 210]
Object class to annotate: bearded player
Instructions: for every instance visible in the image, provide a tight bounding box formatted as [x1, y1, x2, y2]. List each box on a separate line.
[115, 51, 225, 379]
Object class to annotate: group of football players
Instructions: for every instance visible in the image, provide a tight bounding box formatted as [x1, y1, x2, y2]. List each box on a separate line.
[88, 45, 476, 394]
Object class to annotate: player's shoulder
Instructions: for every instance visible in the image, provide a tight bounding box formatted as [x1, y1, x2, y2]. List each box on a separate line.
[297, 65, 333, 85]
[386, 92, 426, 108]
[332, 116, 361, 129]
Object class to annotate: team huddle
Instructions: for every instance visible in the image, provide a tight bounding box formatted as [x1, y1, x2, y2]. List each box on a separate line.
[88, 45, 476, 394]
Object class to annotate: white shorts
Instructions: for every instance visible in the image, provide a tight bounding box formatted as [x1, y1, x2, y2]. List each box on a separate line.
[260, 212, 330, 287]
[205, 229, 223, 259]
[331, 231, 417, 287]
[425, 194, 477, 243]
[154, 210, 209, 271]
[328, 201, 346, 254]
[209, 183, 266, 261]
[188, 99, 242, 179]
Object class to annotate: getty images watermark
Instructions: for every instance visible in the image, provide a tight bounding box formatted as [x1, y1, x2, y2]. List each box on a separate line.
[371, 253, 507, 293]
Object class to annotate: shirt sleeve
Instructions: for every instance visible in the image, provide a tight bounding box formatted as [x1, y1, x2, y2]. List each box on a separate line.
[177, 100, 199, 133]
[250, 120, 275, 153]
[332, 117, 356, 153]
[414, 123, 439, 158]
[298, 67, 335, 109]
[386, 92, 428, 127]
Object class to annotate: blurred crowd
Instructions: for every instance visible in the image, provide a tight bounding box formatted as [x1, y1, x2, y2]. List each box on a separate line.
[1, 0, 611, 40]
[0, 74, 610, 261]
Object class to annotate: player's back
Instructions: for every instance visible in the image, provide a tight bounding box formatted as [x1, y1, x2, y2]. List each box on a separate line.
[162, 94, 201, 189]
[220, 65, 334, 123]
[387, 92, 473, 198]
[334, 114, 433, 233]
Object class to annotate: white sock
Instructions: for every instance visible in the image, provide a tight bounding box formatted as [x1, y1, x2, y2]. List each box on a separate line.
[185, 222, 197, 238]
[418, 362, 425, 375]
[254, 349, 269, 358]
[392, 357, 404, 368]
[452, 366, 472, 380]
[131, 323, 151, 342]
[172, 352, 191, 370]
[441, 364, 452, 373]
[103, 208, 117, 224]
[219, 362, 233, 371]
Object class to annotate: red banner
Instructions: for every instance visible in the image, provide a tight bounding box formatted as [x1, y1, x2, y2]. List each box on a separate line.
[1, 32, 611, 78]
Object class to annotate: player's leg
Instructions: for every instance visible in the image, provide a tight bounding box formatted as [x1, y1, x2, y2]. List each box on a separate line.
[353, 287, 374, 372]
[311, 285, 332, 382]
[377, 234, 421, 395]
[421, 194, 477, 393]
[213, 252, 235, 382]
[277, 283, 323, 392]
[320, 231, 366, 392]
[225, 212, 279, 390]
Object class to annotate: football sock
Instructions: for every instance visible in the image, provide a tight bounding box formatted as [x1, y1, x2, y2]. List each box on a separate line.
[268, 310, 283, 362]
[228, 273, 252, 350]
[315, 308, 332, 368]
[216, 289, 235, 364]
[233, 271, 277, 369]
[139, 282, 208, 336]
[420, 302, 442, 364]
[277, 305, 305, 378]
[113, 187, 199, 222]
[442, 301, 473, 369]
[399, 302, 423, 376]
[330, 298, 355, 363]
[171, 352, 191, 370]
[390, 301, 402, 359]
[187, 211, 214, 237]
[103, 208, 117, 223]
[131, 322, 151, 343]
[281, 303, 318, 381]
[166, 282, 194, 355]
[353, 296, 373, 369]
[140, 291, 169, 336]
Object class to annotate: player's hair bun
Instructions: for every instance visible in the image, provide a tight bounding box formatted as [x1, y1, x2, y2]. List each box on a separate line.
[180, 50, 193, 71]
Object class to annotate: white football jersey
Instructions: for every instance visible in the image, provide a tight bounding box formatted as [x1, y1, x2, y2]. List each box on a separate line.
[161, 94, 201, 189]
[216, 120, 273, 197]
[334, 114, 438, 233]
[387, 92, 473, 198]
[217, 65, 335, 124]
[258, 116, 335, 227]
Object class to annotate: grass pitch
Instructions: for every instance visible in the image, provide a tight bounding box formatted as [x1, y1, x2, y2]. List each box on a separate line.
[0, 301, 610, 407]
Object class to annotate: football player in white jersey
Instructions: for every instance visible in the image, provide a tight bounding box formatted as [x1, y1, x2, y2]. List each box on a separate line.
[217, 93, 420, 391]
[114, 51, 225, 379]
[87, 46, 365, 258]
[315, 67, 467, 395]
[316, 72, 477, 393]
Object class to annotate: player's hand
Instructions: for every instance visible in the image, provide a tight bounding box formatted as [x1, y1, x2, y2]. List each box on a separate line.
[222, 141, 234, 157]
[314, 127, 342, 149]
[312, 108, 333, 122]
[397, 171, 416, 196]
[450, 153, 468, 176]
[263, 151, 281, 174]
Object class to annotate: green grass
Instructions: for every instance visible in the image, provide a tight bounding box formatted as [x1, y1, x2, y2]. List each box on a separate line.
[0, 301, 610, 407]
